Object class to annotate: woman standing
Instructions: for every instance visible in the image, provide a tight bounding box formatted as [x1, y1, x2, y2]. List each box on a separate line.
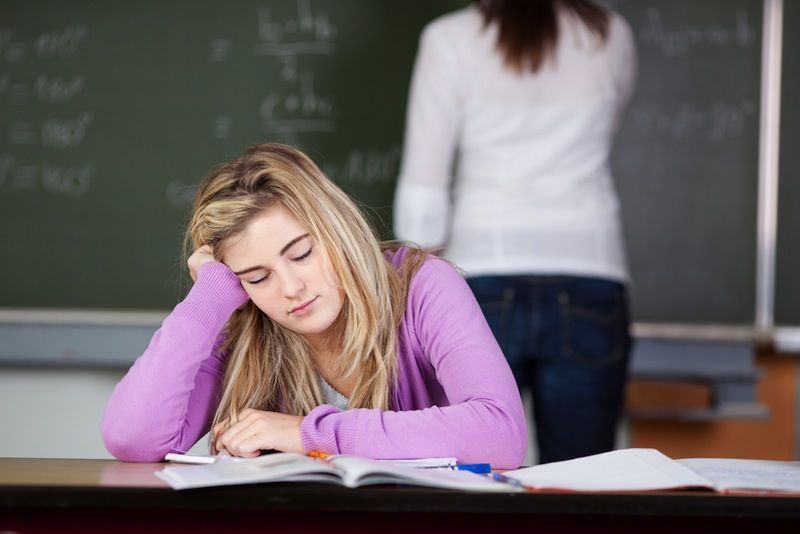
[394, 0, 636, 463]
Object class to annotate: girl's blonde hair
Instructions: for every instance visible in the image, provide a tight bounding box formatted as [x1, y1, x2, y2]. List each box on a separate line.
[185, 143, 426, 445]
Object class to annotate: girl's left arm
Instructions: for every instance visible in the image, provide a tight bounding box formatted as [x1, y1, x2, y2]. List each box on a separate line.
[300, 258, 528, 470]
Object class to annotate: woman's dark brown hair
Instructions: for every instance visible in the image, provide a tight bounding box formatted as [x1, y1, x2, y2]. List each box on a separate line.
[474, 0, 609, 73]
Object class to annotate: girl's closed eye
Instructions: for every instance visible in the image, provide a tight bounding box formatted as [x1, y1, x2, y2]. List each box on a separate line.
[292, 247, 313, 261]
[247, 273, 270, 285]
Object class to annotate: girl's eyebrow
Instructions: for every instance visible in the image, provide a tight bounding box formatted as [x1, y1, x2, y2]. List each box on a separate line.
[233, 234, 310, 276]
[279, 233, 310, 256]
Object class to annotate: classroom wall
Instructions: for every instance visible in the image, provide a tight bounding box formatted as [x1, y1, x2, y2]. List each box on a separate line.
[0, 368, 120, 459]
[0, 368, 214, 459]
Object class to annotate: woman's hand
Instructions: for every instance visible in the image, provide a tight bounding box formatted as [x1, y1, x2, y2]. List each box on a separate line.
[212, 409, 304, 457]
[187, 245, 216, 282]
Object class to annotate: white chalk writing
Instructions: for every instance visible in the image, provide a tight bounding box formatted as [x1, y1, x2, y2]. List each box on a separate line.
[41, 112, 93, 148]
[634, 100, 755, 141]
[41, 163, 92, 197]
[33, 74, 85, 102]
[34, 25, 87, 58]
[257, 0, 336, 55]
[0, 155, 93, 197]
[641, 8, 755, 57]
[326, 148, 402, 185]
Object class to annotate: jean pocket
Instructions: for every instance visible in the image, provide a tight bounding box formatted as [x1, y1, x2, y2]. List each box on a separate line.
[559, 286, 629, 368]
[468, 278, 515, 352]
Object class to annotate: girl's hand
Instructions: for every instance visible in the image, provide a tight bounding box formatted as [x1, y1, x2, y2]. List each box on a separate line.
[187, 245, 216, 282]
[212, 409, 304, 457]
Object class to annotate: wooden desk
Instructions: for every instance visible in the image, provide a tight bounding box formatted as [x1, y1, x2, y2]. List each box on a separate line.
[1, 458, 798, 533]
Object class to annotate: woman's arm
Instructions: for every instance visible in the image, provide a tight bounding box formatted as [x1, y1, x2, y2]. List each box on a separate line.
[393, 21, 463, 249]
[300, 258, 528, 470]
[101, 262, 248, 462]
[608, 12, 637, 115]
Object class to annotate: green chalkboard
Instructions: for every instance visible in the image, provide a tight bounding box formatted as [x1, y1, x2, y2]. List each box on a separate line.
[608, 0, 762, 325]
[0, 0, 465, 310]
[775, 0, 800, 327]
[0, 0, 774, 329]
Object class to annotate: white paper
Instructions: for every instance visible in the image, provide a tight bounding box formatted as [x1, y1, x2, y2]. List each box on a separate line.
[679, 458, 800, 493]
[502, 448, 713, 492]
[164, 451, 250, 464]
[164, 453, 217, 464]
[378, 457, 458, 468]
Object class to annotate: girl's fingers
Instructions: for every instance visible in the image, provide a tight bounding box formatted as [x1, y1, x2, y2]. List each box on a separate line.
[213, 420, 233, 451]
[213, 419, 229, 437]
[212, 420, 231, 452]
[187, 245, 217, 281]
[232, 435, 264, 458]
[220, 413, 276, 457]
[218, 419, 257, 455]
[214, 410, 276, 456]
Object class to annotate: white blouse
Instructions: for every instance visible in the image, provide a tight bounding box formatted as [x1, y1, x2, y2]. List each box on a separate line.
[394, 6, 636, 282]
[319, 374, 349, 410]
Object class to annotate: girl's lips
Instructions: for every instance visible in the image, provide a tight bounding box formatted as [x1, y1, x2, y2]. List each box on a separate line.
[290, 296, 318, 315]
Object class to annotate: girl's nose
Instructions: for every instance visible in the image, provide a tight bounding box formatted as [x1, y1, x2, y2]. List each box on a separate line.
[280, 269, 305, 298]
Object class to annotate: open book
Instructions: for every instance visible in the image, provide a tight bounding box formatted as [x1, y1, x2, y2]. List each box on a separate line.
[500, 448, 800, 494]
[156, 452, 514, 492]
[164, 452, 458, 468]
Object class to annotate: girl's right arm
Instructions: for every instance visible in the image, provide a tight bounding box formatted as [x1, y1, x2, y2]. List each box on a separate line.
[101, 261, 249, 462]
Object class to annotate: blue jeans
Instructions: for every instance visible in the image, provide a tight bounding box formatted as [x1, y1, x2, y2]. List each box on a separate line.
[467, 275, 631, 464]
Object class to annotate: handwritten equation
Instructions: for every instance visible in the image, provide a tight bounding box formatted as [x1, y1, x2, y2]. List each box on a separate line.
[210, 0, 337, 143]
[1, 24, 93, 197]
[633, 99, 755, 141]
[641, 7, 755, 57]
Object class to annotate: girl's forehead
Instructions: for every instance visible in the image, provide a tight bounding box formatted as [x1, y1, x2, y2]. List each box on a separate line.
[249, 205, 305, 239]
[223, 207, 310, 263]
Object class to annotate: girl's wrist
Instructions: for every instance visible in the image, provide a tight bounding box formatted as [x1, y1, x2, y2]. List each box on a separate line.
[174, 263, 249, 331]
[196, 262, 249, 309]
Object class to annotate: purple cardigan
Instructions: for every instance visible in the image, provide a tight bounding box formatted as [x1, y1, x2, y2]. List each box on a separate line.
[102, 248, 527, 468]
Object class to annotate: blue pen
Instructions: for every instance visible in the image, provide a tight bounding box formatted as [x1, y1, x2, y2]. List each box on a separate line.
[491, 472, 524, 488]
[453, 463, 492, 474]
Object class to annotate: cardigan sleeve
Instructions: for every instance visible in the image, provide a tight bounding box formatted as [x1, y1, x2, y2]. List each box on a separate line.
[300, 257, 528, 470]
[101, 262, 249, 462]
[393, 21, 463, 249]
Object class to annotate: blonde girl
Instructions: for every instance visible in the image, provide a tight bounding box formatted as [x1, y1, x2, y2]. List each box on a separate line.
[102, 143, 526, 468]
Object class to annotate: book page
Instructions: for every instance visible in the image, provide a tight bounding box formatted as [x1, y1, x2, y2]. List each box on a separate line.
[678, 458, 800, 494]
[501, 448, 713, 492]
[379, 457, 458, 468]
[330, 456, 517, 492]
[156, 453, 342, 490]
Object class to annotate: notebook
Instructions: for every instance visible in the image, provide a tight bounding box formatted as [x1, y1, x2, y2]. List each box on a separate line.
[157, 452, 511, 492]
[500, 448, 800, 494]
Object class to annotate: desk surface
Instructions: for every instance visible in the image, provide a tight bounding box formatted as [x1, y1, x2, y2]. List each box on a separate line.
[1, 457, 799, 521]
[0, 458, 800, 519]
